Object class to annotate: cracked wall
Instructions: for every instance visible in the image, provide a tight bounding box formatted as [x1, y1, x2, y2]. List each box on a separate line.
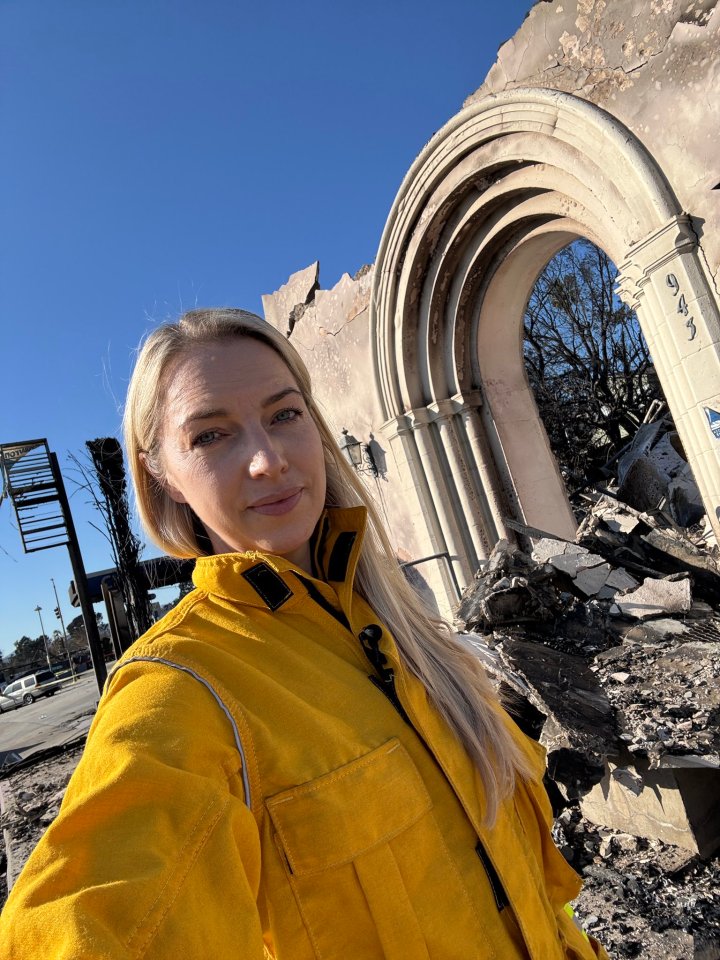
[467, 0, 720, 292]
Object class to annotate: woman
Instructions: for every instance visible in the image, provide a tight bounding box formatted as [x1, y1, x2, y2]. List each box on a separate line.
[0, 309, 607, 959]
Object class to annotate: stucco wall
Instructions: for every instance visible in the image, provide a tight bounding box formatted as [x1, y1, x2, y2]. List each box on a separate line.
[467, 0, 720, 294]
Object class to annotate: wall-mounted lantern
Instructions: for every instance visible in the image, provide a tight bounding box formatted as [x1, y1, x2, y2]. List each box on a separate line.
[339, 428, 379, 477]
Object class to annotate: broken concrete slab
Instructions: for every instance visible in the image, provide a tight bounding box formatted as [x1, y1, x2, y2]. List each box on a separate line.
[614, 576, 692, 620]
[548, 552, 592, 577]
[604, 568, 639, 592]
[574, 562, 612, 597]
[485, 635, 617, 798]
[581, 758, 720, 858]
[623, 618, 689, 643]
[531, 538, 587, 565]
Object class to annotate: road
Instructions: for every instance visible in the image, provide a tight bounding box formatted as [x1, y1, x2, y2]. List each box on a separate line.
[0, 673, 104, 768]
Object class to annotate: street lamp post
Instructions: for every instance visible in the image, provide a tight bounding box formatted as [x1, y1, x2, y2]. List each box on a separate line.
[34, 605, 52, 671]
[51, 577, 77, 682]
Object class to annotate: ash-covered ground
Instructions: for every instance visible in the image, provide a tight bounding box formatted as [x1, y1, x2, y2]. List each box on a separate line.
[562, 810, 720, 959]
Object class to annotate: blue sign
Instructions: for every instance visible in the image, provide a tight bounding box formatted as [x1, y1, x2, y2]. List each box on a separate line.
[704, 406, 720, 440]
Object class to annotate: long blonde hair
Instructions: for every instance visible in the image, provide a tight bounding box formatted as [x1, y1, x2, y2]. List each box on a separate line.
[124, 308, 533, 821]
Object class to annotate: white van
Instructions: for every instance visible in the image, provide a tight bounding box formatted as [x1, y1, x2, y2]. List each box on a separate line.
[2, 670, 62, 706]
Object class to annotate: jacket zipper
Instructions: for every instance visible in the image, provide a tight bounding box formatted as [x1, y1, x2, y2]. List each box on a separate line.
[361, 625, 510, 916]
[387, 648, 516, 919]
[475, 840, 509, 911]
[359, 624, 411, 724]
[295, 575, 411, 723]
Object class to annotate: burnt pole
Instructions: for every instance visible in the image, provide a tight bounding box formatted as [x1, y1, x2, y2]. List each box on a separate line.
[50, 452, 107, 690]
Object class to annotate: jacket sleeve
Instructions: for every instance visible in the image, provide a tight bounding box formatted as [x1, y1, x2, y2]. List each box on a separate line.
[0, 660, 266, 960]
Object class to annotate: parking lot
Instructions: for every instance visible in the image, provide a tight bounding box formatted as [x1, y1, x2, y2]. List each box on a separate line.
[0, 675, 101, 768]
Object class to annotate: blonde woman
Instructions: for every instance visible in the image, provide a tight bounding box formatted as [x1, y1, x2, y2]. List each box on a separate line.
[0, 310, 607, 959]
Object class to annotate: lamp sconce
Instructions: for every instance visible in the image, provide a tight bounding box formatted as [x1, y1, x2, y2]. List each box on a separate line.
[339, 428, 379, 478]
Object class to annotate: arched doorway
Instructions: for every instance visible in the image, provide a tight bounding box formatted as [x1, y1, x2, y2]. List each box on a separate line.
[370, 88, 720, 607]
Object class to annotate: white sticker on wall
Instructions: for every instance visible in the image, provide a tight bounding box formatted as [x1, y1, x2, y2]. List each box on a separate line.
[703, 406, 720, 440]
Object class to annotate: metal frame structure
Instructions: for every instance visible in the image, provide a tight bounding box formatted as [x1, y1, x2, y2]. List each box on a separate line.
[0, 438, 107, 692]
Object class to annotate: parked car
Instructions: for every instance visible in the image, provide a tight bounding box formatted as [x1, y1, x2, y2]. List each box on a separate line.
[0, 691, 23, 713]
[2, 670, 62, 706]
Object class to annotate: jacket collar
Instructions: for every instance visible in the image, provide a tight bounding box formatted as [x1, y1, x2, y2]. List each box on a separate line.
[192, 506, 367, 612]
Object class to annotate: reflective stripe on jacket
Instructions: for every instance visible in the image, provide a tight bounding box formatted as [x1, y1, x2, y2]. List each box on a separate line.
[0, 507, 608, 959]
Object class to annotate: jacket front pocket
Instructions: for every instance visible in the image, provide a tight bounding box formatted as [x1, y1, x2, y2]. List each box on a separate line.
[266, 739, 437, 960]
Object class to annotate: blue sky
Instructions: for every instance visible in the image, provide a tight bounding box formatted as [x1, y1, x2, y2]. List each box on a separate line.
[0, 0, 532, 656]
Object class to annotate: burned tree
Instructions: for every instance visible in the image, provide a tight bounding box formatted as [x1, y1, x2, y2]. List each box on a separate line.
[77, 438, 154, 641]
[524, 240, 662, 487]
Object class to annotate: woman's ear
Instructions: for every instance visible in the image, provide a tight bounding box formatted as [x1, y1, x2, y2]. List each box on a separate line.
[139, 452, 188, 505]
[138, 450, 152, 474]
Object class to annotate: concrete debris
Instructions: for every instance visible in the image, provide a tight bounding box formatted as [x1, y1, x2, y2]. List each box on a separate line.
[593, 631, 720, 770]
[581, 756, 720, 857]
[613, 575, 692, 620]
[0, 744, 83, 897]
[455, 493, 720, 866]
[457, 486, 720, 956]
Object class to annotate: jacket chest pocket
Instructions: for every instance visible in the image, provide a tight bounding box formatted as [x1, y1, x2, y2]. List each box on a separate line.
[266, 738, 472, 960]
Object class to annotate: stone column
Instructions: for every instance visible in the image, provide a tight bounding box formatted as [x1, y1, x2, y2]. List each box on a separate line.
[408, 407, 475, 588]
[617, 215, 720, 537]
[456, 394, 510, 550]
[427, 397, 485, 571]
[381, 414, 456, 614]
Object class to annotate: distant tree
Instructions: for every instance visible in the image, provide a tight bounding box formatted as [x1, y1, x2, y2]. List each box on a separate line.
[523, 239, 662, 487]
[6, 635, 46, 674]
[66, 612, 113, 659]
[14, 634, 44, 660]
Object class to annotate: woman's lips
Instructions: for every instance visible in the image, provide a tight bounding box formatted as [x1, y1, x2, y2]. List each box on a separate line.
[249, 489, 303, 516]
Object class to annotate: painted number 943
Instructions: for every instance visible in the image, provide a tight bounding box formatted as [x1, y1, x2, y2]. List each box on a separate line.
[665, 273, 697, 341]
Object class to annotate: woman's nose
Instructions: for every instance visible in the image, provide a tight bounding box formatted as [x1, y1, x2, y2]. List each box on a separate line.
[247, 434, 289, 478]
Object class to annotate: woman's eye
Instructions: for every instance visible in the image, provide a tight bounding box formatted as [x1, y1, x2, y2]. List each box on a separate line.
[191, 429, 222, 447]
[273, 407, 302, 424]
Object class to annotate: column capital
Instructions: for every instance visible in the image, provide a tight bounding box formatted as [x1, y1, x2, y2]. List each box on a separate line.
[426, 398, 457, 421]
[616, 214, 697, 309]
[380, 413, 414, 441]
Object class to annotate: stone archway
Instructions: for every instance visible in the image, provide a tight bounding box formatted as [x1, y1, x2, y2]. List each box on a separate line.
[370, 87, 720, 603]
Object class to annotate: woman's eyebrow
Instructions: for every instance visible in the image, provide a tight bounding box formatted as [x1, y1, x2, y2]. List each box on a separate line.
[262, 387, 302, 408]
[178, 408, 227, 431]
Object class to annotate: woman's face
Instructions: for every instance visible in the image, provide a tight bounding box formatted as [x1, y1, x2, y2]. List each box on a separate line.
[156, 337, 327, 572]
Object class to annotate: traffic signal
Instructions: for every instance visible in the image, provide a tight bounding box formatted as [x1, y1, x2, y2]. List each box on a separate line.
[54, 606, 61, 619]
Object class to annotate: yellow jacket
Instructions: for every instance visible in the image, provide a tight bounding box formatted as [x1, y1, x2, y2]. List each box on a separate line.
[0, 508, 606, 959]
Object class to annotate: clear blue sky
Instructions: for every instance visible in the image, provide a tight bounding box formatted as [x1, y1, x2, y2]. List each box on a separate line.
[0, 0, 532, 657]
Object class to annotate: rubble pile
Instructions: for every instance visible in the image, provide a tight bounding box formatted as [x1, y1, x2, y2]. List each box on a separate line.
[456, 490, 720, 956]
[592, 620, 719, 766]
[558, 812, 720, 959]
[457, 496, 720, 771]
